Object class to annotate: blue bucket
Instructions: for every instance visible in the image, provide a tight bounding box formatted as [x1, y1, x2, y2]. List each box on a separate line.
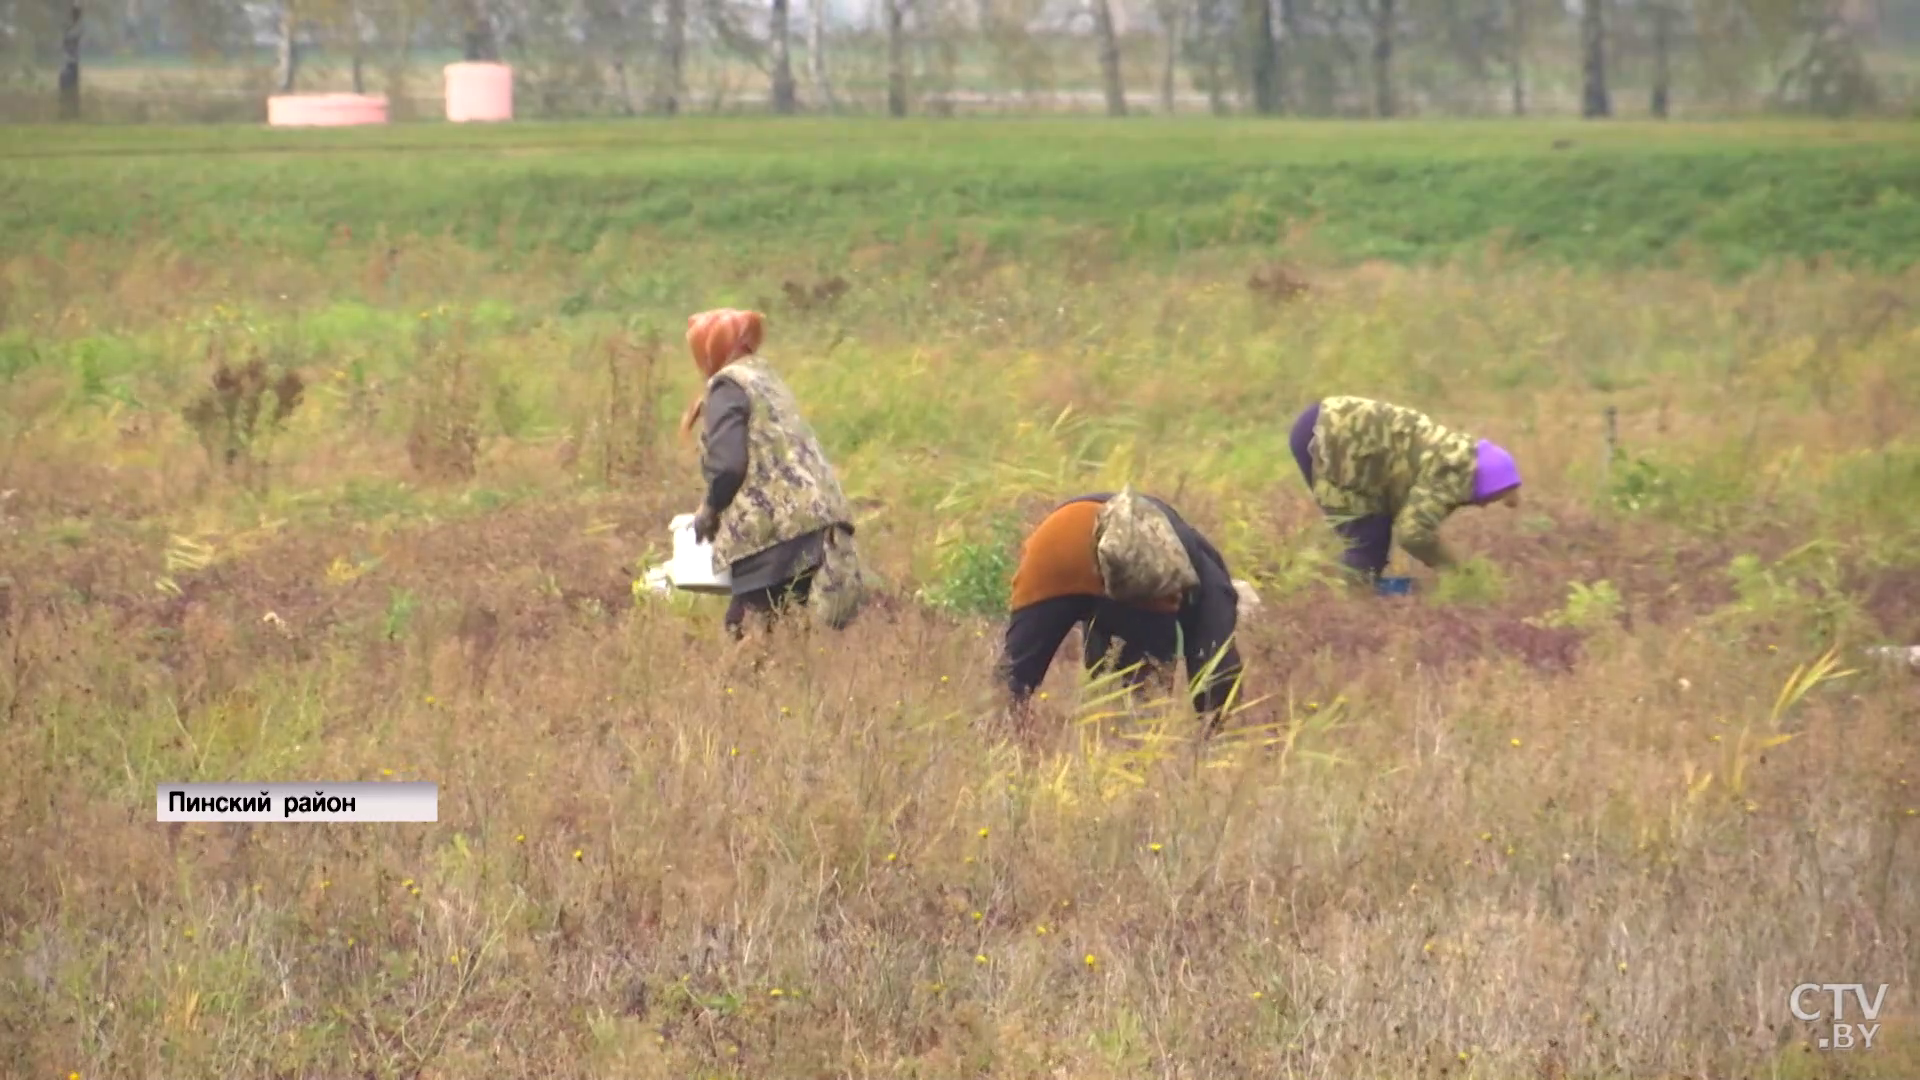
[1375, 576, 1415, 597]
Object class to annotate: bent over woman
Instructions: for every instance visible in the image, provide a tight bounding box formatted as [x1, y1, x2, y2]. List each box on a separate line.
[681, 308, 865, 637]
[1000, 488, 1245, 720]
[1289, 395, 1522, 583]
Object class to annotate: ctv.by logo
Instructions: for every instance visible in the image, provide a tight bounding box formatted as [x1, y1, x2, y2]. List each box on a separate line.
[1790, 984, 1889, 1050]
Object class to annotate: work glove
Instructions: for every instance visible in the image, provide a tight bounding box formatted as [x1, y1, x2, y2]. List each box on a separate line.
[692, 503, 721, 545]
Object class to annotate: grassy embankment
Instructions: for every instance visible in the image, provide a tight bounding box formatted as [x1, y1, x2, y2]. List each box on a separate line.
[2, 118, 1919, 1078]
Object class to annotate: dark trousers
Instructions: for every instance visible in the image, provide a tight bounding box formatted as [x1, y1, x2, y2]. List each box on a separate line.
[1004, 591, 1243, 717]
[724, 570, 815, 638]
[1084, 602, 1179, 687]
[1291, 401, 1395, 579]
[1084, 598, 1242, 714]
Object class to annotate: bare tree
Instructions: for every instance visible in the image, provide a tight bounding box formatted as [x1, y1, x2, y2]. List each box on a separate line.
[1750, 0, 1880, 115]
[1304, 0, 1351, 115]
[58, 2, 82, 120]
[583, 0, 650, 115]
[655, 0, 686, 113]
[1506, 0, 1527, 114]
[885, 0, 907, 116]
[1184, 0, 1232, 115]
[368, 0, 422, 118]
[1581, 0, 1610, 116]
[1245, 0, 1282, 113]
[276, 2, 300, 92]
[981, 0, 1057, 103]
[463, 0, 499, 60]
[1276, 0, 1300, 106]
[1153, 0, 1180, 113]
[770, 0, 797, 111]
[309, 0, 369, 94]
[1649, 0, 1673, 116]
[1090, 0, 1128, 114]
[809, 0, 838, 109]
[1360, 0, 1395, 116]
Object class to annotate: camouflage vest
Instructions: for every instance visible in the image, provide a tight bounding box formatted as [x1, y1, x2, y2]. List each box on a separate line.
[700, 357, 853, 570]
[1309, 395, 1478, 515]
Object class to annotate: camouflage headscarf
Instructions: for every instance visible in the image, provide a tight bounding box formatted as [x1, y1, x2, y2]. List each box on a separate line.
[1092, 487, 1200, 605]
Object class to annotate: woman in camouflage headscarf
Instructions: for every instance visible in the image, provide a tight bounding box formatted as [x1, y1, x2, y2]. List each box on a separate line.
[1289, 395, 1522, 584]
[681, 308, 866, 637]
[999, 488, 1245, 722]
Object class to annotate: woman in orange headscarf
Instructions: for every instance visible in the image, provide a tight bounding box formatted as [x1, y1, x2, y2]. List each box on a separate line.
[680, 308, 865, 637]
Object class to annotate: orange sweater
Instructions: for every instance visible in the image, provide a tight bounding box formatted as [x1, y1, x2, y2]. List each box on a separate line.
[1008, 500, 1182, 615]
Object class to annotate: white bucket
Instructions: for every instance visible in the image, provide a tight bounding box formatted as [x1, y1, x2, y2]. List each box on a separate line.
[642, 513, 733, 595]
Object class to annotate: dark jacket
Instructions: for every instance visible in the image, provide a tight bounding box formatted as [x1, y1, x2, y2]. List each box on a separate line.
[1000, 492, 1243, 715]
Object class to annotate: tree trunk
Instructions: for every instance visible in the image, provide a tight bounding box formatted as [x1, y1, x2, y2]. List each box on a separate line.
[58, 3, 82, 121]
[1507, 0, 1525, 115]
[1580, 0, 1610, 117]
[885, 0, 907, 117]
[1091, 0, 1127, 115]
[346, 2, 365, 95]
[1649, 1, 1671, 118]
[276, 4, 299, 93]
[464, 3, 498, 61]
[122, 0, 144, 51]
[809, 0, 838, 111]
[1370, 0, 1394, 117]
[770, 0, 797, 112]
[656, 0, 686, 114]
[1201, 39, 1226, 116]
[1244, 0, 1280, 114]
[1155, 0, 1178, 114]
[612, 60, 635, 115]
[1277, 0, 1298, 109]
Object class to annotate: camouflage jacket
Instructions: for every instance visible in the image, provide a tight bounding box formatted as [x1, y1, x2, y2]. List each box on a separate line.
[1309, 396, 1479, 568]
[699, 357, 853, 569]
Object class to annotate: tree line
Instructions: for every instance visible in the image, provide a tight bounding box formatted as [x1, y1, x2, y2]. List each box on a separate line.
[0, 0, 1898, 122]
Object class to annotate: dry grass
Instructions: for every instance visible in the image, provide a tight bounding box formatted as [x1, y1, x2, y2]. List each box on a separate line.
[1, 186, 1919, 1079]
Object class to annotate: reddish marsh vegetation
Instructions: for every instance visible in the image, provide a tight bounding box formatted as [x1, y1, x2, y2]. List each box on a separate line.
[3, 169, 1920, 1078]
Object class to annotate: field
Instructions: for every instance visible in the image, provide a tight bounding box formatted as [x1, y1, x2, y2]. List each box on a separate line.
[3, 117, 1920, 1079]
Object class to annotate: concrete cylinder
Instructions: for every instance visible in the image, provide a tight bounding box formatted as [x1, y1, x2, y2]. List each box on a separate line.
[444, 62, 514, 123]
[266, 93, 389, 128]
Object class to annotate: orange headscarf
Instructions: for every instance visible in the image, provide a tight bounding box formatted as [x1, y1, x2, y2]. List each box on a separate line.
[678, 308, 767, 438]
